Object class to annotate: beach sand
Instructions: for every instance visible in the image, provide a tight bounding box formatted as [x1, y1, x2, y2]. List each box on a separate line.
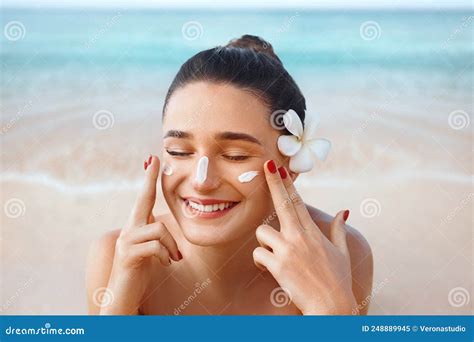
[1, 87, 472, 314]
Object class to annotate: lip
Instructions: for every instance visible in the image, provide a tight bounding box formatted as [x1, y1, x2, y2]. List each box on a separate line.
[182, 197, 239, 205]
[181, 197, 240, 219]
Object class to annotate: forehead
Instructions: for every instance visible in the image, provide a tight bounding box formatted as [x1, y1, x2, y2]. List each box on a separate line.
[163, 81, 271, 134]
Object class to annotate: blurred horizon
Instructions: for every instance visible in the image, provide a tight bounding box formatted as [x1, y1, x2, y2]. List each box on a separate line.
[2, 0, 472, 9]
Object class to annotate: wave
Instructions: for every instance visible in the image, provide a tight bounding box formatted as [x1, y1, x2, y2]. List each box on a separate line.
[1, 170, 471, 194]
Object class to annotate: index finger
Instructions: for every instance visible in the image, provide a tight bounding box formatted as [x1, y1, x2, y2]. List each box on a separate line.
[263, 159, 300, 230]
[129, 155, 161, 227]
[279, 166, 320, 231]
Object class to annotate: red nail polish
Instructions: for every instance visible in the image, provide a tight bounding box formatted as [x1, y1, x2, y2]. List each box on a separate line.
[278, 167, 287, 179]
[144, 161, 148, 170]
[177, 250, 183, 260]
[148, 155, 152, 165]
[267, 160, 277, 174]
[343, 210, 350, 222]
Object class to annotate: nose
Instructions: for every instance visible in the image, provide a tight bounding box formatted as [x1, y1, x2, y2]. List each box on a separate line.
[191, 156, 221, 192]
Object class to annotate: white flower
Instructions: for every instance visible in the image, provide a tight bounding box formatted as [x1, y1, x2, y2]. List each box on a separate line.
[277, 109, 331, 173]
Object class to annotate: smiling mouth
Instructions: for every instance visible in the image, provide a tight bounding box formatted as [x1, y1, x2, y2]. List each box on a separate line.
[181, 197, 240, 218]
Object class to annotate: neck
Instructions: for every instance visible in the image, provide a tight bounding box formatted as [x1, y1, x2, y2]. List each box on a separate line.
[181, 228, 267, 301]
[168, 208, 282, 303]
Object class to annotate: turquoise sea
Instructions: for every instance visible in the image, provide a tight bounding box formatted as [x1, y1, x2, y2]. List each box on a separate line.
[1, 9, 472, 108]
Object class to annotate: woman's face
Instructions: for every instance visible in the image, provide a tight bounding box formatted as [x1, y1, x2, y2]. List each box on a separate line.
[161, 81, 286, 246]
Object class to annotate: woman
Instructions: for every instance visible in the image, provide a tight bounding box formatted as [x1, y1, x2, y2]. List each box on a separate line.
[86, 35, 373, 315]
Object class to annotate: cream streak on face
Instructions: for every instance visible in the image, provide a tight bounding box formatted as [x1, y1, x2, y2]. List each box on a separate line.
[195, 156, 209, 184]
[237, 171, 259, 183]
[162, 164, 173, 176]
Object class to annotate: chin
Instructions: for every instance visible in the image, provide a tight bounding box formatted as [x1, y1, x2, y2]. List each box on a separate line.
[179, 222, 240, 246]
[178, 208, 247, 246]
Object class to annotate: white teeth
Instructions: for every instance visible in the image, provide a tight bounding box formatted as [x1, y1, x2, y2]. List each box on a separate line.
[186, 200, 235, 212]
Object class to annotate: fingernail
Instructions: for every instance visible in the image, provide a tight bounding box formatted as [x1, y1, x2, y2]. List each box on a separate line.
[177, 250, 183, 260]
[144, 161, 148, 170]
[343, 210, 350, 222]
[267, 160, 277, 174]
[278, 166, 287, 179]
[148, 155, 152, 165]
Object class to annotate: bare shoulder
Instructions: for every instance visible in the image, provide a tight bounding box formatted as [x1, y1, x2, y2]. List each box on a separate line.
[306, 205, 374, 314]
[85, 229, 120, 314]
[306, 205, 372, 255]
[88, 229, 120, 265]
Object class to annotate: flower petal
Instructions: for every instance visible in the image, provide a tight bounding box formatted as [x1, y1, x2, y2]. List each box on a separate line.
[283, 109, 303, 138]
[306, 138, 331, 161]
[289, 145, 315, 173]
[302, 111, 321, 141]
[277, 135, 302, 157]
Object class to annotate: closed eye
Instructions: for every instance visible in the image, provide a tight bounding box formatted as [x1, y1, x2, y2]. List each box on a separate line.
[224, 155, 249, 161]
[166, 150, 192, 157]
[166, 150, 250, 161]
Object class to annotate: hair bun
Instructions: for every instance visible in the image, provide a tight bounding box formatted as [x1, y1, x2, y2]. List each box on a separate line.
[225, 34, 282, 64]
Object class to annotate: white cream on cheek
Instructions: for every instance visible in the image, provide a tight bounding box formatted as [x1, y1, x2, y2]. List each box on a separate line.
[162, 163, 173, 176]
[195, 156, 209, 184]
[238, 171, 259, 183]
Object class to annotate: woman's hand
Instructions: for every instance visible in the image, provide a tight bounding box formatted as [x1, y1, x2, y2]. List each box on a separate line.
[101, 155, 182, 315]
[253, 160, 357, 315]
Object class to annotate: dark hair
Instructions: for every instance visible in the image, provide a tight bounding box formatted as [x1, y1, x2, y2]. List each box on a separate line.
[162, 34, 306, 131]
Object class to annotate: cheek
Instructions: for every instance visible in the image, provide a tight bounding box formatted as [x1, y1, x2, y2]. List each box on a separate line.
[238, 182, 275, 227]
[160, 158, 180, 199]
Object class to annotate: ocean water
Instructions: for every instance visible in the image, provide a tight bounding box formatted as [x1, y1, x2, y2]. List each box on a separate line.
[1, 9, 472, 106]
[0, 8, 472, 187]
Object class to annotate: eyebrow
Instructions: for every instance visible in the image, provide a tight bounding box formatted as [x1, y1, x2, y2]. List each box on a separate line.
[217, 131, 262, 145]
[163, 130, 262, 145]
[163, 130, 191, 139]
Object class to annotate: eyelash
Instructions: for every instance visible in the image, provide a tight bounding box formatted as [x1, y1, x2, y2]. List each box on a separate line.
[166, 150, 249, 161]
